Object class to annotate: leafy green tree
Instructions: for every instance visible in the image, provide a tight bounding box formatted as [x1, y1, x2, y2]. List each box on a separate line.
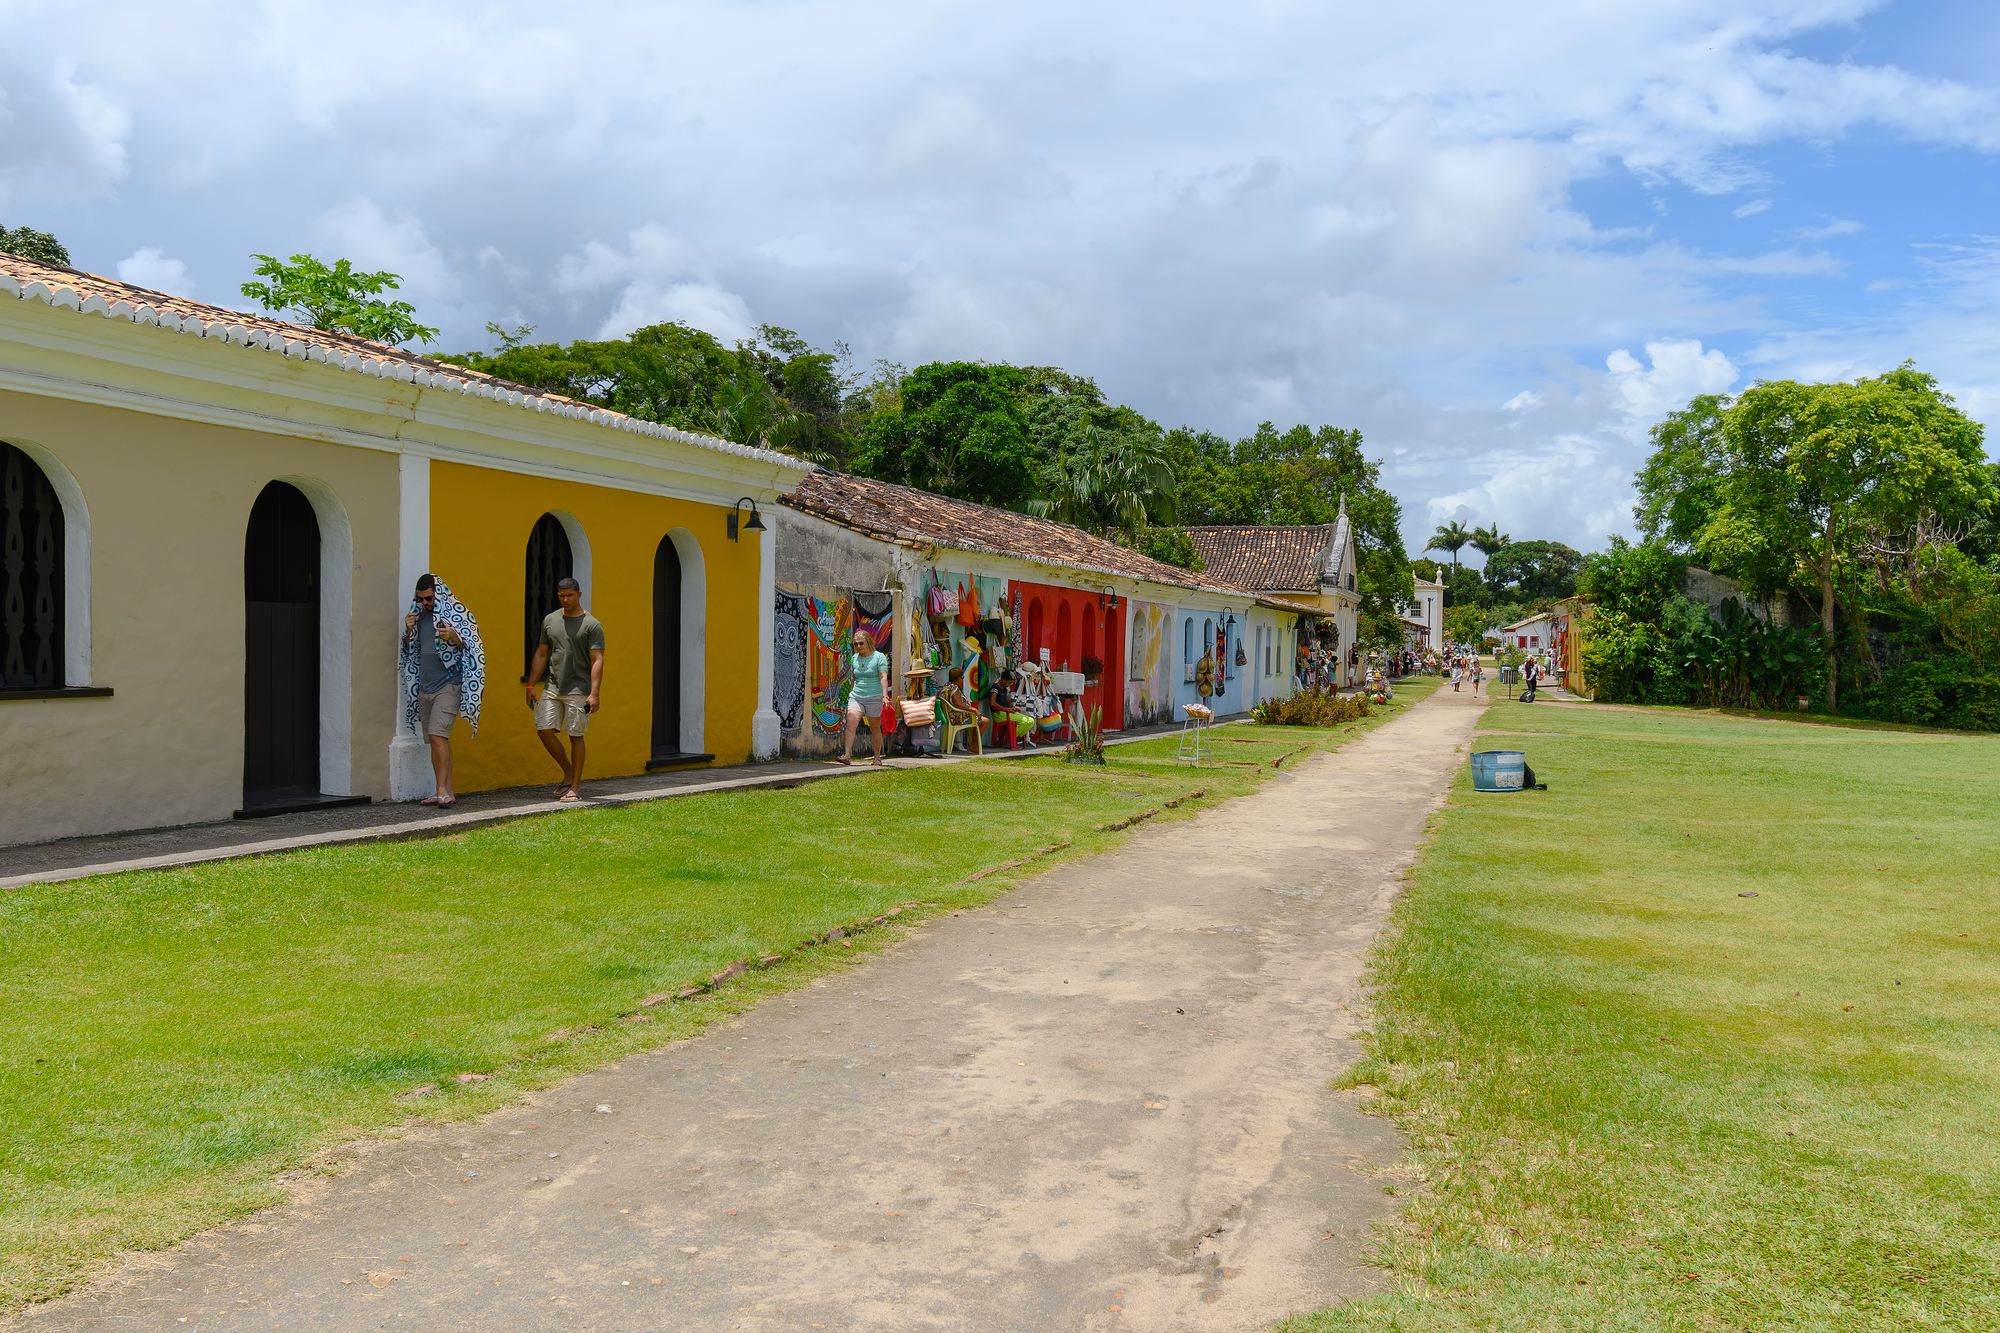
[1025, 395, 1177, 536]
[1704, 365, 1992, 710]
[240, 254, 438, 346]
[1131, 526, 1205, 570]
[1163, 422, 1412, 648]
[440, 320, 810, 451]
[740, 325, 860, 465]
[1426, 520, 1472, 570]
[1469, 523, 1510, 562]
[0, 225, 69, 267]
[1578, 537, 1688, 623]
[849, 362, 1040, 507]
[1635, 394, 1731, 553]
[1484, 539, 1583, 603]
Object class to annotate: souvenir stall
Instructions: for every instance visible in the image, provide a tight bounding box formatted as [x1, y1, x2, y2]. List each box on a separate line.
[1294, 614, 1348, 690]
[770, 584, 902, 759]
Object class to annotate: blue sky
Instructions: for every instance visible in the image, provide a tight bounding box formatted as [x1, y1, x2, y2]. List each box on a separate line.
[2, 0, 1996, 561]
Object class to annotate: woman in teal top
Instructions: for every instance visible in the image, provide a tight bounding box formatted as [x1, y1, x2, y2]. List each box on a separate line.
[839, 628, 894, 765]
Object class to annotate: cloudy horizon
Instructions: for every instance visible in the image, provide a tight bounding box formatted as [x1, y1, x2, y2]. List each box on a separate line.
[4, 0, 1996, 561]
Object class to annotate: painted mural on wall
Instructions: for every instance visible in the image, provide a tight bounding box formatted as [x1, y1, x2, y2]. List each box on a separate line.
[807, 593, 853, 736]
[772, 589, 809, 733]
[1123, 600, 1175, 726]
[773, 583, 894, 756]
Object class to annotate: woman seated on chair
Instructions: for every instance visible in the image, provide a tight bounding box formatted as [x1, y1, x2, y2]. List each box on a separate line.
[938, 666, 987, 746]
[984, 670, 1037, 748]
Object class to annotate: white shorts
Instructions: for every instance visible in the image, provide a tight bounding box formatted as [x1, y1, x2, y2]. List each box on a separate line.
[535, 691, 591, 737]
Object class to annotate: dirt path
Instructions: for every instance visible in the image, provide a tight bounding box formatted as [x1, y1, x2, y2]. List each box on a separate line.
[25, 689, 1485, 1333]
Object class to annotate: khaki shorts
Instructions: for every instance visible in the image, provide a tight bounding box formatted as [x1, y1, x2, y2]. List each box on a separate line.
[417, 684, 460, 738]
[535, 691, 591, 737]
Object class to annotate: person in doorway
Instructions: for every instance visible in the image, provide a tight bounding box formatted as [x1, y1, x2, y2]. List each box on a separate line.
[399, 573, 485, 809]
[525, 577, 605, 801]
[1522, 654, 1540, 703]
[839, 627, 893, 766]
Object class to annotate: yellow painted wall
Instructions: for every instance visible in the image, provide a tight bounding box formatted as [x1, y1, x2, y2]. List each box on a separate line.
[0, 388, 400, 844]
[429, 460, 758, 792]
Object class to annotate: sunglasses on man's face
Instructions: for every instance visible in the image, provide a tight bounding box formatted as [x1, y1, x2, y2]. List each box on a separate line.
[416, 592, 436, 604]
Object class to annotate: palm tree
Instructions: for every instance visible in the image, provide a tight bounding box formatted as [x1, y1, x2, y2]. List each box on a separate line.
[1470, 524, 1510, 561]
[1427, 520, 1473, 571]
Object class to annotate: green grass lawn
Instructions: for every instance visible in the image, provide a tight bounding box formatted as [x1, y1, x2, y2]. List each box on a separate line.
[0, 684, 1435, 1312]
[1285, 700, 2000, 1332]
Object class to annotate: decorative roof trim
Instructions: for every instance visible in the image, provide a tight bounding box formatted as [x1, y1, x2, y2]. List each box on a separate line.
[0, 264, 813, 475]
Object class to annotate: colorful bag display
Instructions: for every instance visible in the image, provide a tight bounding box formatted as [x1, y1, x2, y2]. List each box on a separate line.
[928, 575, 958, 617]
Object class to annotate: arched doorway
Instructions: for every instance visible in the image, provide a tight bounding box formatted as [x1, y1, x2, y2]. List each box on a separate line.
[523, 512, 574, 680]
[1026, 598, 1044, 664]
[243, 481, 320, 808]
[0, 441, 64, 690]
[652, 534, 681, 761]
[648, 528, 708, 769]
[1055, 602, 1074, 671]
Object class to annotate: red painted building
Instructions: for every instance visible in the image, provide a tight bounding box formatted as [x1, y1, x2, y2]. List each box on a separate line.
[1011, 579, 1125, 730]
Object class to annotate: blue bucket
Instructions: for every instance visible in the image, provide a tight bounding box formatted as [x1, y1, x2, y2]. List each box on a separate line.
[1470, 750, 1526, 792]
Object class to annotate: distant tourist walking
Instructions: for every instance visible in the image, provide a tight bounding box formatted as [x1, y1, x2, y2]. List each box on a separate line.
[839, 628, 893, 766]
[525, 577, 605, 801]
[1451, 660, 1464, 692]
[1522, 655, 1539, 703]
[1472, 659, 1484, 697]
[399, 573, 485, 809]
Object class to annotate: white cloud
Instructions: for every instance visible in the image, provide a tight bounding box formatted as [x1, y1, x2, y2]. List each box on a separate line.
[4, 0, 1998, 552]
[115, 247, 194, 296]
[316, 197, 451, 297]
[0, 56, 129, 198]
[1606, 339, 1740, 426]
[1792, 217, 1864, 239]
[557, 225, 755, 342]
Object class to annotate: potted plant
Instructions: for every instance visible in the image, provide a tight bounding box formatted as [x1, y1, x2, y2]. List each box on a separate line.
[1065, 705, 1107, 765]
[1080, 654, 1105, 685]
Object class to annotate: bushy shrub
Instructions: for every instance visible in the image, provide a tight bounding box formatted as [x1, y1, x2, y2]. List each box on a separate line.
[1583, 596, 1822, 710]
[1253, 687, 1372, 727]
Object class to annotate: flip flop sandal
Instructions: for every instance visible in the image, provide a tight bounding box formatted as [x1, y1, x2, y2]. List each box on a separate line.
[552, 785, 572, 799]
[435, 800, 456, 810]
[832, 757, 852, 766]
[419, 796, 442, 806]
[557, 791, 581, 803]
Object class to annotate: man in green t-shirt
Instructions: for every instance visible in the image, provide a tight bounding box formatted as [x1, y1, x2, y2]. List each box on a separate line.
[525, 577, 606, 801]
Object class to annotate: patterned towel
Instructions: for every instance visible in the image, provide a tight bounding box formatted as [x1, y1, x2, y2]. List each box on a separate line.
[400, 577, 486, 736]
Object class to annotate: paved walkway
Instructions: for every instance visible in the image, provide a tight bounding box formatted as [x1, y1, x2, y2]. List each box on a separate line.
[19, 690, 1485, 1332]
[0, 714, 1246, 891]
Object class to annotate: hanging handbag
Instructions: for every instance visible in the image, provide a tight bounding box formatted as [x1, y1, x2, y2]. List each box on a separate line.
[929, 574, 958, 617]
[956, 581, 980, 628]
[1235, 644, 1248, 668]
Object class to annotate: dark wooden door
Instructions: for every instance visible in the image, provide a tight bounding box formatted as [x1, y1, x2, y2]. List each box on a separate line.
[244, 482, 320, 805]
[524, 513, 573, 680]
[652, 535, 682, 759]
[0, 442, 64, 690]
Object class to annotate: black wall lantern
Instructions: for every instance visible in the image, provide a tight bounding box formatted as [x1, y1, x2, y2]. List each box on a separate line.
[727, 496, 766, 541]
[1098, 584, 1121, 611]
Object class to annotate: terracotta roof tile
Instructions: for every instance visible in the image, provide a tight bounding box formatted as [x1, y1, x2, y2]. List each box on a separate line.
[784, 470, 1280, 602]
[1185, 525, 1341, 592]
[0, 252, 808, 471]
